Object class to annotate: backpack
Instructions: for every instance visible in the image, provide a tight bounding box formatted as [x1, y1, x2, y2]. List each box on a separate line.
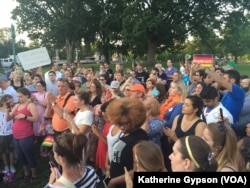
[63, 93, 77, 116]
[63, 93, 75, 108]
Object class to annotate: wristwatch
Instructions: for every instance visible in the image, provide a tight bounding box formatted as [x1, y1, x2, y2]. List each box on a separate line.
[52, 102, 57, 107]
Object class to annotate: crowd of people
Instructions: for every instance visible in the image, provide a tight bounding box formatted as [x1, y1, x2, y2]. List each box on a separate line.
[0, 58, 249, 187]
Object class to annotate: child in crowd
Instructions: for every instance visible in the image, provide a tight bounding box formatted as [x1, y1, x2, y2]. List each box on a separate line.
[0, 94, 16, 173]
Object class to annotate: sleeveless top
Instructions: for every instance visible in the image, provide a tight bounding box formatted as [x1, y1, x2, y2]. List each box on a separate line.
[223, 165, 237, 172]
[12, 103, 33, 139]
[43, 166, 100, 188]
[10, 79, 24, 91]
[107, 125, 123, 162]
[175, 114, 203, 138]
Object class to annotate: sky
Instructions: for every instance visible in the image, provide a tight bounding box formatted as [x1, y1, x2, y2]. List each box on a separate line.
[0, 0, 30, 44]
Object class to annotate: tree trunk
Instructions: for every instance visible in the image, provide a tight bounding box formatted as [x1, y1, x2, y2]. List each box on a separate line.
[147, 40, 157, 66]
[65, 39, 74, 64]
[103, 49, 110, 63]
[234, 55, 237, 63]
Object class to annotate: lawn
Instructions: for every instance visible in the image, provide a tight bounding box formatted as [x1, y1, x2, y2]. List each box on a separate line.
[1, 137, 52, 188]
[234, 63, 250, 76]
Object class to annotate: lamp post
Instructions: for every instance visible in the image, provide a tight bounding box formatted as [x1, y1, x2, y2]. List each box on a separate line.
[75, 48, 80, 62]
[11, 24, 17, 65]
[56, 49, 59, 62]
[20, 39, 25, 51]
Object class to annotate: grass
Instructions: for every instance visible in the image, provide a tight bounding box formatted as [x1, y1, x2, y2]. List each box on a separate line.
[1, 137, 51, 187]
[234, 63, 250, 76]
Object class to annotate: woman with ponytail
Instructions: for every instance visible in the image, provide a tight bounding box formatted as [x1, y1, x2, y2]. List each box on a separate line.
[169, 135, 218, 172]
[44, 132, 100, 188]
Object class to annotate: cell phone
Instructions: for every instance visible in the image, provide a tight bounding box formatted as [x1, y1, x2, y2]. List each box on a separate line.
[49, 161, 57, 168]
[49, 161, 61, 177]
[6, 102, 11, 108]
[103, 177, 111, 188]
[219, 108, 224, 121]
[6, 103, 11, 112]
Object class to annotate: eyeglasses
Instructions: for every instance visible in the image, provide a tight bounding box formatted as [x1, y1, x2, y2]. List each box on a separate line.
[117, 121, 130, 127]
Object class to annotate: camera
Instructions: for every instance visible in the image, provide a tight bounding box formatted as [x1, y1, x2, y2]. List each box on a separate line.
[6, 103, 11, 112]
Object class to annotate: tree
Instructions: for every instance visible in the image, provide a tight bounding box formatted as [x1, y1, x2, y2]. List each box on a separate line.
[121, 0, 250, 65]
[11, 0, 250, 65]
[12, 0, 98, 63]
[0, 28, 13, 58]
[90, 0, 126, 63]
[220, 12, 250, 62]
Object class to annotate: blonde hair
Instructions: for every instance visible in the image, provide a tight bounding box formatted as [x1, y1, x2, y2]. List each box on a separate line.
[14, 66, 24, 77]
[206, 123, 239, 171]
[171, 80, 187, 101]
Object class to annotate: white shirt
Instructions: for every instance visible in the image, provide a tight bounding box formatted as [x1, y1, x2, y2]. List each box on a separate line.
[180, 66, 186, 75]
[44, 71, 63, 83]
[0, 86, 18, 103]
[73, 110, 93, 135]
[73, 110, 93, 164]
[45, 80, 58, 96]
[202, 102, 234, 124]
[106, 125, 123, 162]
[0, 111, 13, 135]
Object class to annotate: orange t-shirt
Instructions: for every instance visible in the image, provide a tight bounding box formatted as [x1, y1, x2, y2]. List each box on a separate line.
[52, 92, 77, 132]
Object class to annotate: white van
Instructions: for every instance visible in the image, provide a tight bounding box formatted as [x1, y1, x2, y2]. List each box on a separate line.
[0, 58, 13, 68]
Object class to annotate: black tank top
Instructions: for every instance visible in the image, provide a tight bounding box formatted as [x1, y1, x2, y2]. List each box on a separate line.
[10, 79, 24, 91]
[175, 114, 204, 138]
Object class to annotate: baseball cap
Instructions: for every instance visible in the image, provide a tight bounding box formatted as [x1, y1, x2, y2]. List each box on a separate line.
[110, 80, 120, 89]
[0, 74, 8, 81]
[128, 84, 146, 93]
[72, 77, 82, 84]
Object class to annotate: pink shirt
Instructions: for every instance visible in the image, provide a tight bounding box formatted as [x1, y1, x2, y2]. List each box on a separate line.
[12, 103, 34, 139]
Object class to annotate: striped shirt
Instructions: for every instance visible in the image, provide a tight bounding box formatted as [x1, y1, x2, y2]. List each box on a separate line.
[44, 166, 100, 188]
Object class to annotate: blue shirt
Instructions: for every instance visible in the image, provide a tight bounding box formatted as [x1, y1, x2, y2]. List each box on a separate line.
[165, 102, 183, 128]
[147, 118, 165, 148]
[221, 84, 245, 123]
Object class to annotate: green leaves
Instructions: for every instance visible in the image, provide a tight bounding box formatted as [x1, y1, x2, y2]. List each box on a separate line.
[9, 0, 250, 64]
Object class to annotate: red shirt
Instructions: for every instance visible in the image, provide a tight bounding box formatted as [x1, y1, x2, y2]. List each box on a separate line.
[12, 103, 33, 139]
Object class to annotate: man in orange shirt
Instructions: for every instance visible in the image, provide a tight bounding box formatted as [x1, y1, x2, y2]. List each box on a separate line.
[44, 78, 77, 138]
